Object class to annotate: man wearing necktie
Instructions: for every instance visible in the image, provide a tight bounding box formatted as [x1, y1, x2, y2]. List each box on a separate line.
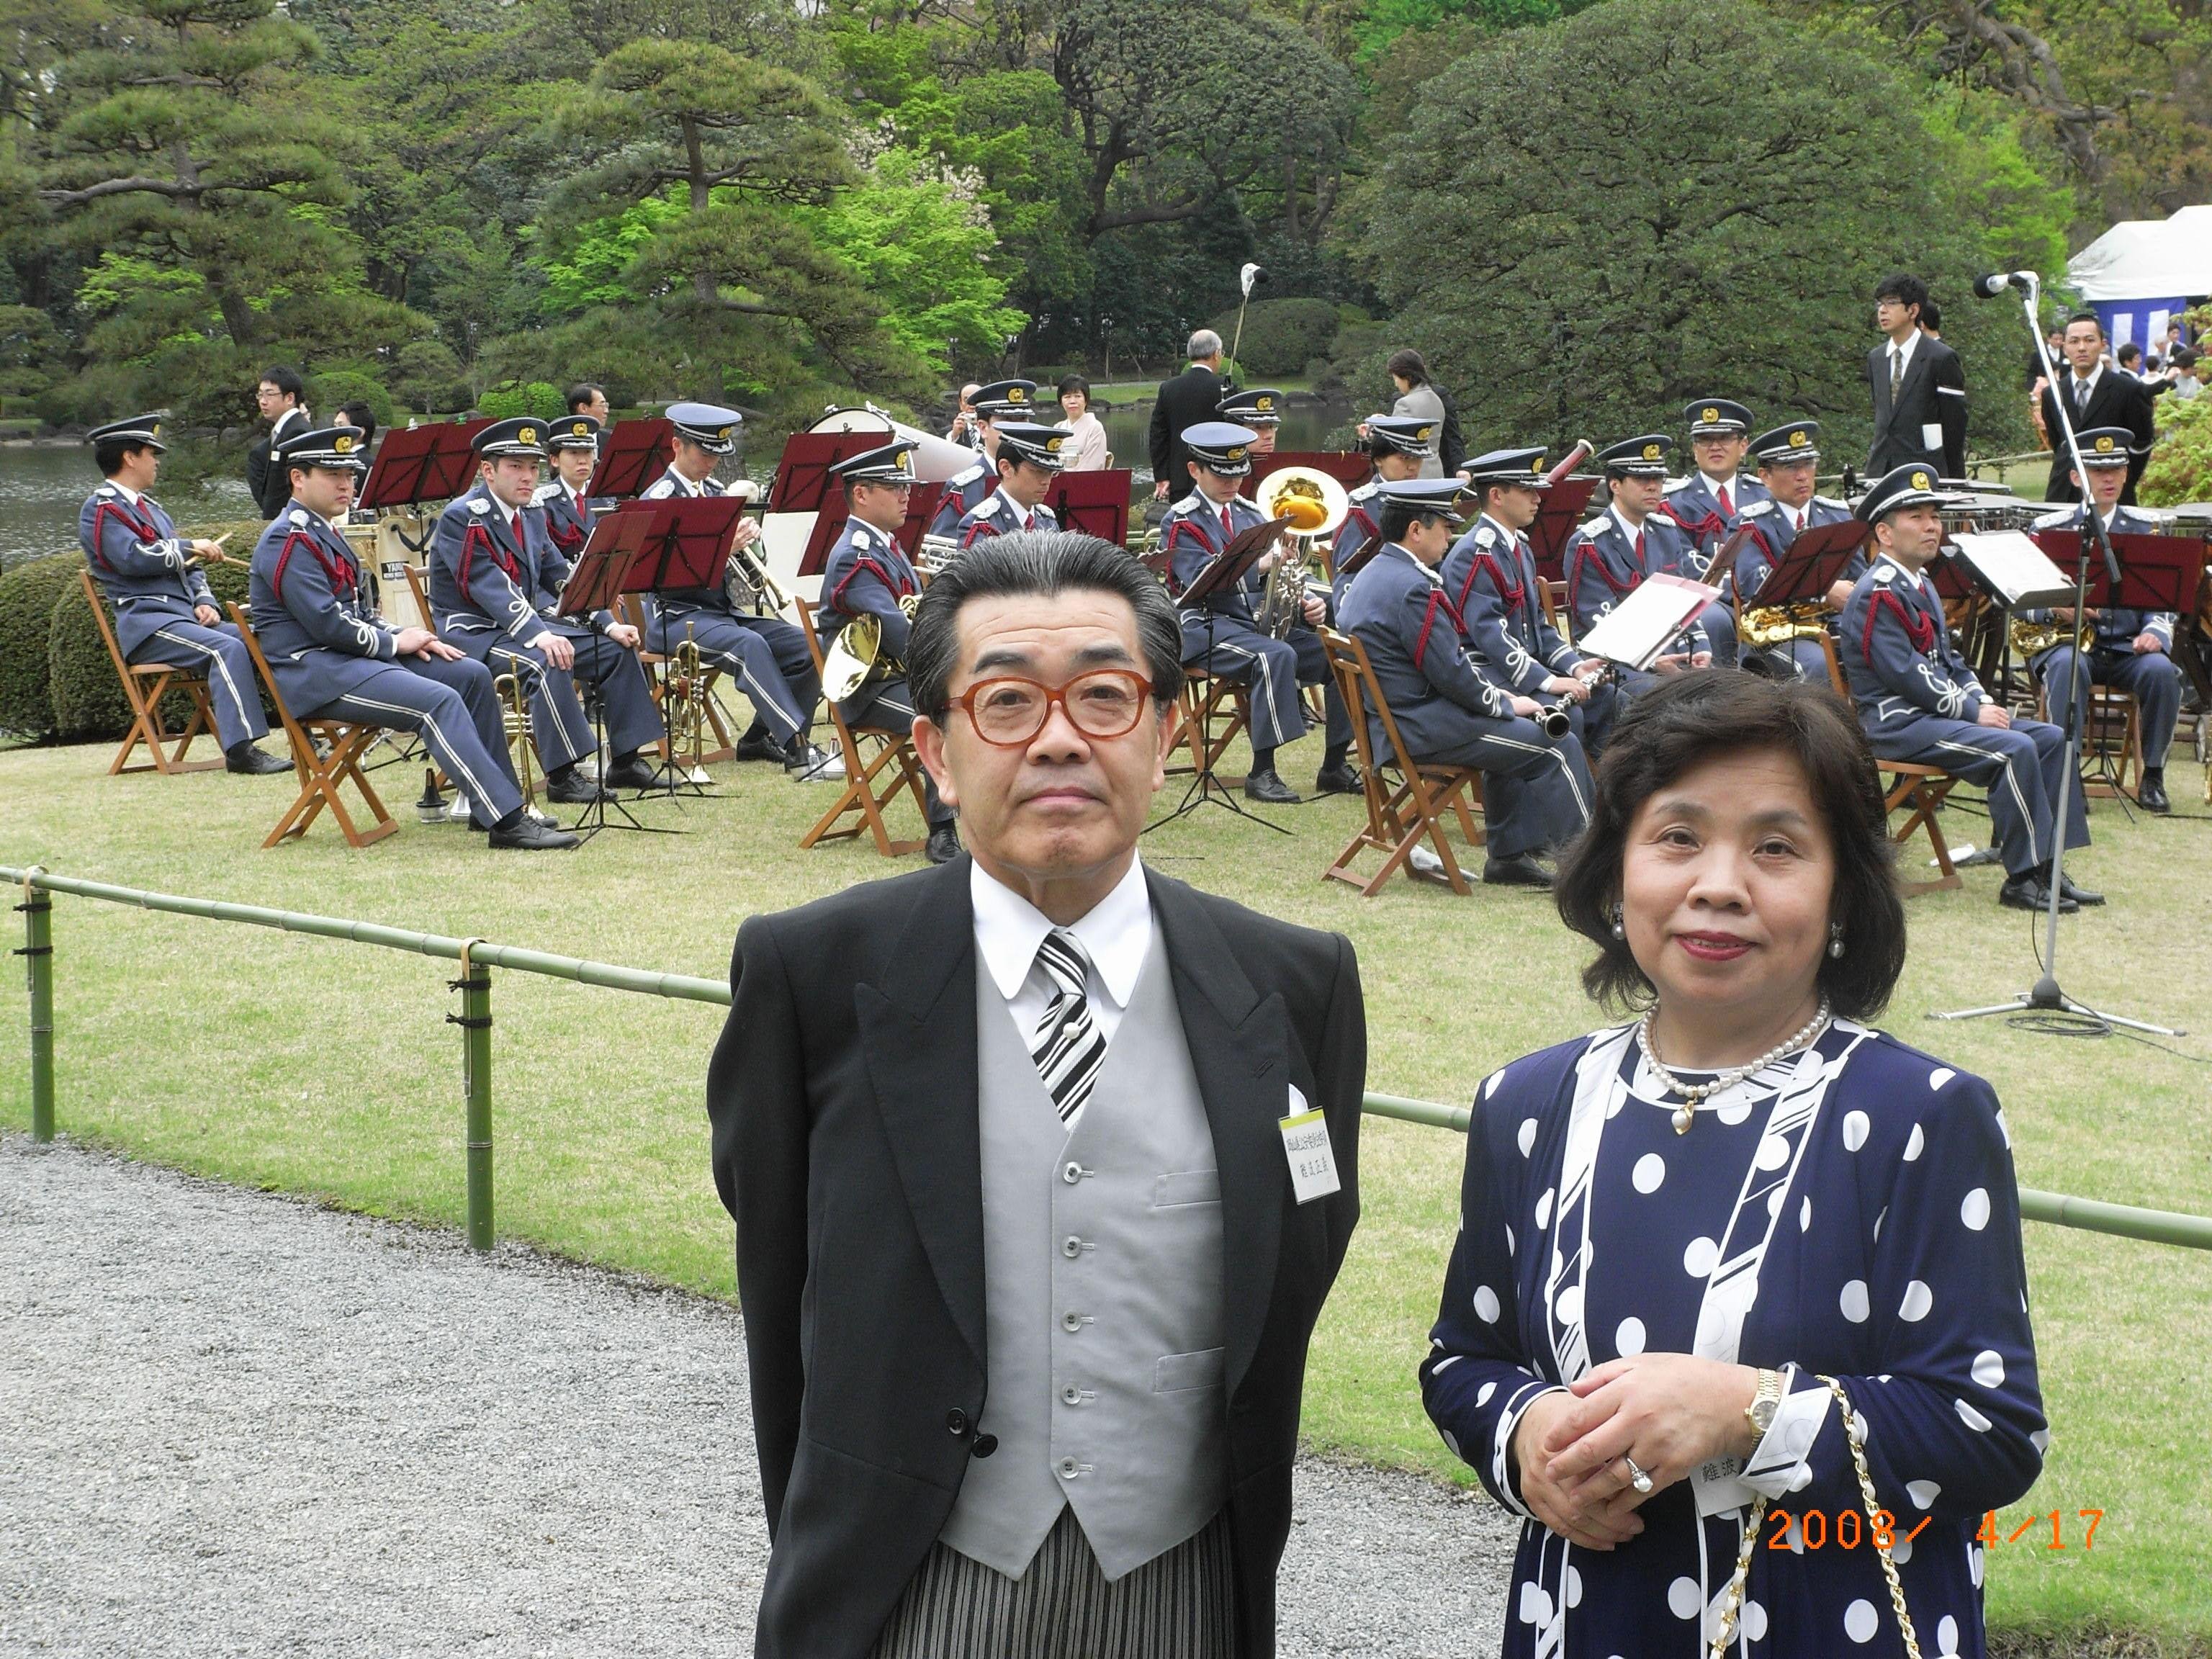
[1159, 421, 1357, 804]
[1659, 398, 1767, 621]
[427, 418, 665, 804]
[2038, 312, 2159, 505]
[1563, 433, 1709, 698]
[950, 421, 1066, 546]
[710, 530, 1364, 1659]
[1732, 421, 1862, 681]
[1865, 271, 1967, 477]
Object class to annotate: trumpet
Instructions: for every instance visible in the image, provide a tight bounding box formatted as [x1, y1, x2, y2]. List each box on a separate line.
[821, 593, 922, 703]
[493, 667, 537, 810]
[669, 623, 714, 783]
[724, 528, 788, 616]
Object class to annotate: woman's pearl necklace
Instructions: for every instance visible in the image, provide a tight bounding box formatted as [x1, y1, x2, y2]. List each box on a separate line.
[1637, 998, 1833, 1135]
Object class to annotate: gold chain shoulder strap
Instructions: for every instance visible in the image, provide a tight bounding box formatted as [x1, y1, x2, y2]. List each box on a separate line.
[1707, 1375, 1922, 1658]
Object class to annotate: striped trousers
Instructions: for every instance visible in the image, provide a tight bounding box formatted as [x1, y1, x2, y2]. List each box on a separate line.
[871, 1506, 1235, 1659]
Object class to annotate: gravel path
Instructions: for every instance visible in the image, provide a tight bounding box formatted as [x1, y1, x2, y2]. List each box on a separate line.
[1, 1136, 1515, 1657]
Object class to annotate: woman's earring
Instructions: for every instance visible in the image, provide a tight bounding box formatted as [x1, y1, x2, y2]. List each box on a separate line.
[1828, 922, 1846, 959]
[1610, 906, 1626, 940]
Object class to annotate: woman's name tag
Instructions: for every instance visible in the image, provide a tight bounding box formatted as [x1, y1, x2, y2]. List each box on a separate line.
[1279, 1087, 1340, 1205]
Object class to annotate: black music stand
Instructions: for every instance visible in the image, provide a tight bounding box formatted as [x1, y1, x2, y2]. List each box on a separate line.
[1146, 515, 1295, 836]
[587, 418, 675, 501]
[535, 512, 665, 841]
[1742, 519, 1870, 608]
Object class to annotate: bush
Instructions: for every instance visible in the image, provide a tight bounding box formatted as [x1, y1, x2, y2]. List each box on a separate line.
[477, 380, 560, 421]
[310, 369, 395, 433]
[1204, 297, 1344, 379]
[2139, 394, 2212, 507]
[45, 537, 260, 742]
[390, 341, 471, 418]
[0, 554, 81, 737]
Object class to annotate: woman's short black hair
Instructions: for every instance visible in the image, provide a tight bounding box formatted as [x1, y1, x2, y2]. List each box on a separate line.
[1553, 672, 1907, 1020]
[907, 530, 1185, 720]
[1386, 348, 1431, 385]
[1057, 374, 1091, 399]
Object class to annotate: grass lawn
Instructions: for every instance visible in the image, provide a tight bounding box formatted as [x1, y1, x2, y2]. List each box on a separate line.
[2, 729, 2209, 1640]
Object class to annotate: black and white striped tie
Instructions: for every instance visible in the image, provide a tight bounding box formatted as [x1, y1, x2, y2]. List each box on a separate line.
[1029, 929, 1107, 1127]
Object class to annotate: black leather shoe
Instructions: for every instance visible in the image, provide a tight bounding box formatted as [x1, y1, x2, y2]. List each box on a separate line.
[225, 743, 292, 775]
[2139, 773, 2171, 814]
[544, 768, 608, 805]
[1483, 852, 1555, 889]
[601, 755, 665, 792]
[2059, 874, 2105, 907]
[1999, 875, 2076, 914]
[1314, 763, 1363, 796]
[734, 730, 783, 763]
[925, 822, 963, 865]
[487, 814, 580, 850]
[1244, 768, 1300, 804]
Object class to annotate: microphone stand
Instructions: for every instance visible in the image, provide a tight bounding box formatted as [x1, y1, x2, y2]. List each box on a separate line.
[1932, 273, 2180, 1035]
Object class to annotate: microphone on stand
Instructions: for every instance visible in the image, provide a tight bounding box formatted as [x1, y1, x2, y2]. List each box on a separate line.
[1972, 271, 2036, 300]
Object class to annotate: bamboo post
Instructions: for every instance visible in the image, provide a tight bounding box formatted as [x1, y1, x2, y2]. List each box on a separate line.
[451, 941, 493, 1250]
[17, 869, 53, 1143]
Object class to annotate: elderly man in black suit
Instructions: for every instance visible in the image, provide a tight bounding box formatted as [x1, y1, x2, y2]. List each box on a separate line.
[709, 531, 1365, 1659]
[1149, 329, 1228, 501]
[2038, 311, 2159, 504]
[1866, 272, 1966, 478]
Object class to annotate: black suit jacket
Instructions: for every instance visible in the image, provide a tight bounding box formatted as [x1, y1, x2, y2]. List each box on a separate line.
[1149, 363, 1225, 487]
[246, 407, 310, 520]
[1866, 335, 1966, 478]
[708, 857, 1364, 1659]
[2038, 370, 2157, 504]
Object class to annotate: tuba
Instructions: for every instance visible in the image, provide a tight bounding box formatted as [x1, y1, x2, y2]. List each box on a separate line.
[821, 593, 922, 703]
[1253, 466, 1350, 638]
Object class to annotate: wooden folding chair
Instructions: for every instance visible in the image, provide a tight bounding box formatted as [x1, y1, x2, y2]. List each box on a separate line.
[1818, 648, 1961, 895]
[224, 603, 398, 848]
[1163, 668, 1251, 782]
[1318, 628, 1485, 896]
[2037, 675, 2143, 801]
[617, 594, 737, 767]
[1542, 578, 1573, 647]
[792, 598, 930, 858]
[76, 568, 225, 776]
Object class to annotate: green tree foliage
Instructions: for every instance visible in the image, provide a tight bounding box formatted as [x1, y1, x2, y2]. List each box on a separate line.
[2137, 393, 2212, 507]
[1205, 296, 1346, 377]
[1341, 0, 2041, 459]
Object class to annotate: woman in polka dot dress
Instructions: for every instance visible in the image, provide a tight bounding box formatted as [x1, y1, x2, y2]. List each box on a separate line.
[1422, 673, 2044, 1657]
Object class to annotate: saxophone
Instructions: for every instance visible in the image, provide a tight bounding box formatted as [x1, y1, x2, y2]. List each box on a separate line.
[1739, 603, 1832, 649]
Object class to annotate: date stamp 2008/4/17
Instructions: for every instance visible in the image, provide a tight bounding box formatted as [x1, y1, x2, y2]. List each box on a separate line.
[1765, 1509, 2106, 1552]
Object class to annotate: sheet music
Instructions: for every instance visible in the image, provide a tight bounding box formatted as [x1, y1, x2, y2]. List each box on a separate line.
[1575, 573, 1721, 670]
[1947, 531, 2077, 610]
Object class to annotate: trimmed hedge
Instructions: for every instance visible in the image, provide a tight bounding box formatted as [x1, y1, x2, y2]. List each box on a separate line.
[1205, 297, 1344, 379]
[0, 553, 82, 737]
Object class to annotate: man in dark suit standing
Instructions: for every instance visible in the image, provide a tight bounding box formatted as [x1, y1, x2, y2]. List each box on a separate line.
[1149, 329, 1227, 501]
[2038, 311, 2159, 504]
[709, 531, 1365, 1659]
[245, 364, 311, 520]
[1866, 273, 1966, 478]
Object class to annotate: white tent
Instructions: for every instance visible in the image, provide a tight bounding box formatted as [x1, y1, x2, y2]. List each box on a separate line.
[2067, 204, 2212, 349]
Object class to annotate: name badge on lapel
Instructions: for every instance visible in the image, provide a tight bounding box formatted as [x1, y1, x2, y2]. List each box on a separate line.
[1278, 1084, 1340, 1205]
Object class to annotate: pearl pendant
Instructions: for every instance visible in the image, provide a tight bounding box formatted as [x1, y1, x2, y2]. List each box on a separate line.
[1671, 1106, 1694, 1135]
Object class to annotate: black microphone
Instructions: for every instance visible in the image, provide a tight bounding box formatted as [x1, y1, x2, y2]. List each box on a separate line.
[1972, 271, 2033, 300]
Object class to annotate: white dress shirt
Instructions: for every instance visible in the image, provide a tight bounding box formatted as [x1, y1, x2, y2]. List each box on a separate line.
[971, 855, 1153, 1050]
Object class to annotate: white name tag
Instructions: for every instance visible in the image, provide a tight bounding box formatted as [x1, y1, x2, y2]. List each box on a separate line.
[1921, 422, 1945, 452]
[1691, 1454, 1755, 1518]
[1279, 1087, 1340, 1205]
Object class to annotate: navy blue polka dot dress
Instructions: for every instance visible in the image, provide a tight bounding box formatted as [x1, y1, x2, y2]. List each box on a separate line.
[1421, 1022, 2046, 1657]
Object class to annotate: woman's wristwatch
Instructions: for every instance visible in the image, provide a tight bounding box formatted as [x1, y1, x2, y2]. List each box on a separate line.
[1744, 1367, 1784, 1440]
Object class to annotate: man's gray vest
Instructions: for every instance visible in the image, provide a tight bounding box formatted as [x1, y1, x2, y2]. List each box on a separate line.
[939, 931, 1228, 1581]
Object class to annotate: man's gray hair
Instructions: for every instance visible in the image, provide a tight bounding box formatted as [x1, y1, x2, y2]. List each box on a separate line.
[1187, 328, 1223, 361]
[907, 531, 1186, 721]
